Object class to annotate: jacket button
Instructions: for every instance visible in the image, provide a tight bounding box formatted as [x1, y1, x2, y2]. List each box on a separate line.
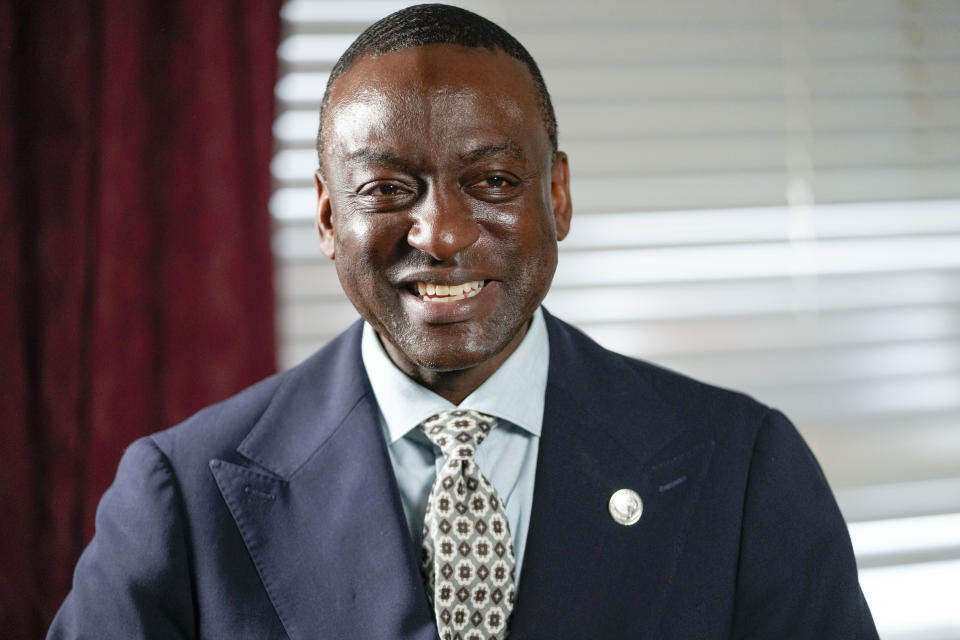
[608, 489, 643, 526]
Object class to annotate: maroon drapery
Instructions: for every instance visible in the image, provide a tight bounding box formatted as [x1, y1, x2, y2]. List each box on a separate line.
[1, 2, 282, 636]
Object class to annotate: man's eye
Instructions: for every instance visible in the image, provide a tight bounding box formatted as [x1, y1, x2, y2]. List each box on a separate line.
[470, 174, 518, 192]
[359, 182, 408, 197]
[355, 181, 416, 212]
[464, 173, 521, 203]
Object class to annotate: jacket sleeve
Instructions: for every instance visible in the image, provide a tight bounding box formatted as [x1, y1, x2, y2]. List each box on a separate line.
[47, 437, 195, 639]
[731, 409, 879, 639]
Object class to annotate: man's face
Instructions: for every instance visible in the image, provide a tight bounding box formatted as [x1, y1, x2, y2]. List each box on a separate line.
[316, 44, 571, 380]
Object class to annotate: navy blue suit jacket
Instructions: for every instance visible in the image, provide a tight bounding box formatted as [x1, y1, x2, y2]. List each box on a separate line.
[49, 311, 877, 639]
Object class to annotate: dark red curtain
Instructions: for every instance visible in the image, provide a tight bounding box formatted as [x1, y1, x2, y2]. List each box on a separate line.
[0, 2, 282, 636]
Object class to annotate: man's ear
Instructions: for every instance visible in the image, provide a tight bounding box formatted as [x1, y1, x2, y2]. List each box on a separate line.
[315, 169, 336, 259]
[551, 151, 572, 241]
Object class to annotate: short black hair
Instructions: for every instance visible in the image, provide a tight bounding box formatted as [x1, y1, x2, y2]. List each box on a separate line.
[316, 3, 558, 168]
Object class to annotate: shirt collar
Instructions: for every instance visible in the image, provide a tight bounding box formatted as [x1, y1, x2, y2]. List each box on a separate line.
[361, 307, 549, 443]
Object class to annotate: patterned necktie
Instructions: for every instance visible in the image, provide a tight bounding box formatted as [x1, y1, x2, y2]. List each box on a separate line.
[419, 409, 516, 640]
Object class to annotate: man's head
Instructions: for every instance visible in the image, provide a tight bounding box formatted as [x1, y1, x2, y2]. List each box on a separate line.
[315, 3, 558, 171]
[314, 4, 572, 395]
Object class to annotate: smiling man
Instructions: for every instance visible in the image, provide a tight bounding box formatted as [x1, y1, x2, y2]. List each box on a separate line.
[315, 36, 569, 404]
[50, 4, 878, 640]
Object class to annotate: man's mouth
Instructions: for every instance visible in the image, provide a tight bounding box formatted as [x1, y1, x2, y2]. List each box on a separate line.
[412, 280, 486, 302]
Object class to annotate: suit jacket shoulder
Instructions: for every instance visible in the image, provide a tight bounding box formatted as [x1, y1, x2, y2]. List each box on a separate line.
[543, 310, 770, 456]
[150, 321, 363, 472]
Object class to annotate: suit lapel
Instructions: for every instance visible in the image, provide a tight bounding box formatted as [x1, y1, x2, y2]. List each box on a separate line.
[210, 323, 437, 640]
[510, 313, 716, 638]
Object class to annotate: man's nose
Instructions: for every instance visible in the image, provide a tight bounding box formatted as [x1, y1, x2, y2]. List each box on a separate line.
[406, 188, 480, 260]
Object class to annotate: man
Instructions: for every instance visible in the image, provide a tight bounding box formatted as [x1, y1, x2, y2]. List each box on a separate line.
[50, 4, 878, 639]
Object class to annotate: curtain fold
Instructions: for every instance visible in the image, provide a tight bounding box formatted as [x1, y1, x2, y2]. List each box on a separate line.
[1, 2, 282, 636]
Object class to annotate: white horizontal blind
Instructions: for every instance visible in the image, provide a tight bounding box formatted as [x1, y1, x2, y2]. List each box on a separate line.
[271, 2, 960, 636]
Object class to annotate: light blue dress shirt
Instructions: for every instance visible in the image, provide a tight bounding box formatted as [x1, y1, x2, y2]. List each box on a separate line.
[360, 307, 549, 587]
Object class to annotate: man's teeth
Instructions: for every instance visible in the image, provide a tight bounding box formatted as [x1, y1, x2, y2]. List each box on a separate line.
[415, 280, 484, 302]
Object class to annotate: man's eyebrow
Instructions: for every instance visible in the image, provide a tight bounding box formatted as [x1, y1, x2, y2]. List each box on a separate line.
[459, 141, 525, 164]
[346, 148, 416, 172]
[345, 142, 525, 170]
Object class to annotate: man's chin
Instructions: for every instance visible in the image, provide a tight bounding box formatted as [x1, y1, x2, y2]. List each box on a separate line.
[400, 342, 503, 374]
[379, 320, 528, 379]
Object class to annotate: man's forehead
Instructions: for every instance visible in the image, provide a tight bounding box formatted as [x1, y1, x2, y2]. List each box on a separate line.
[336, 44, 528, 86]
[325, 45, 539, 121]
[321, 45, 547, 163]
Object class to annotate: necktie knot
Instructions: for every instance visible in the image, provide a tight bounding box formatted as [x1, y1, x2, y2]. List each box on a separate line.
[420, 409, 497, 460]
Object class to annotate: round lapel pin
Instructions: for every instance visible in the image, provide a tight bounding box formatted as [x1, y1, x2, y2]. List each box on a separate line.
[608, 488, 643, 526]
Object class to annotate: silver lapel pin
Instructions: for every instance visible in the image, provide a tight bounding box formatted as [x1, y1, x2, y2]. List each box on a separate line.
[608, 488, 643, 526]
